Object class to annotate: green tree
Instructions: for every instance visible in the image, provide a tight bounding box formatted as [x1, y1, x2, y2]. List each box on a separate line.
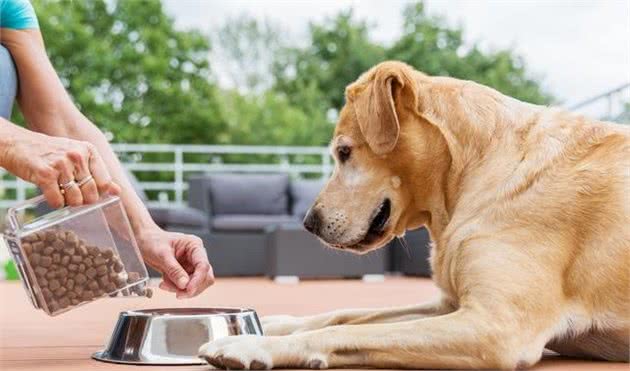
[27, 0, 225, 144]
[388, 2, 552, 104]
[271, 2, 552, 123]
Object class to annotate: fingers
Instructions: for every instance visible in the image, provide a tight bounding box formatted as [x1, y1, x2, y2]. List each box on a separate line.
[181, 242, 214, 298]
[157, 248, 190, 290]
[69, 147, 98, 204]
[56, 158, 83, 207]
[86, 143, 120, 196]
[159, 277, 178, 293]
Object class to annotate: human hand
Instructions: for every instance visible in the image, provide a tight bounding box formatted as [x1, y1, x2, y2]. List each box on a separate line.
[137, 227, 215, 298]
[1, 130, 120, 208]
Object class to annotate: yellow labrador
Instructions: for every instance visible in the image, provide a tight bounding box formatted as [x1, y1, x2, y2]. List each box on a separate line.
[200, 61, 630, 369]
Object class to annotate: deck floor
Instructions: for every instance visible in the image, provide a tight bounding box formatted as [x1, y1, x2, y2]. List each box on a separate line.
[0, 277, 626, 370]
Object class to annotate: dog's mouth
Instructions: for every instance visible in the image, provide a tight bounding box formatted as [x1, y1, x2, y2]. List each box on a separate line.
[349, 198, 391, 251]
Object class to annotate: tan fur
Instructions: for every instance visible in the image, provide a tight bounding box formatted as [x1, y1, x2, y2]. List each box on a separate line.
[200, 61, 630, 370]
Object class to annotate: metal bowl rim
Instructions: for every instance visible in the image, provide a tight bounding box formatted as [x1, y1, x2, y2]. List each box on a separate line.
[123, 307, 259, 318]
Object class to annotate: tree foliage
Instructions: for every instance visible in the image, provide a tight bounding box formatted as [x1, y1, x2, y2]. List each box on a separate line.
[30, 0, 225, 144]
[21, 0, 552, 146]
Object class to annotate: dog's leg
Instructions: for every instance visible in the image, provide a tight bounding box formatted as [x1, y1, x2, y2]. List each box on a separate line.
[201, 306, 550, 370]
[262, 299, 453, 336]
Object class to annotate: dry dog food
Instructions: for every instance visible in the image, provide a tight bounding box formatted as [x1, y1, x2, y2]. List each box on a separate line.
[21, 228, 151, 314]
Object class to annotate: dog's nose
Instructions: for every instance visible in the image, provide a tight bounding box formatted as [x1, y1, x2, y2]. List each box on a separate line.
[303, 208, 321, 235]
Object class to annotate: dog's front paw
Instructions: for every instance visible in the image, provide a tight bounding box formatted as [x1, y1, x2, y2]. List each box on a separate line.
[199, 335, 272, 370]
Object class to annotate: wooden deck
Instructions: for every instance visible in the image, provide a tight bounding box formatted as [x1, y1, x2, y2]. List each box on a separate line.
[0, 277, 626, 370]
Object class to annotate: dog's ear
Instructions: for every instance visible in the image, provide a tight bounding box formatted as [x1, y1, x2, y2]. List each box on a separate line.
[346, 65, 410, 155]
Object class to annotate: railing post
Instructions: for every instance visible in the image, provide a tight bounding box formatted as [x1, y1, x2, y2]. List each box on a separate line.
[174, 147, 184, 207]
[16, 178, 26, 203]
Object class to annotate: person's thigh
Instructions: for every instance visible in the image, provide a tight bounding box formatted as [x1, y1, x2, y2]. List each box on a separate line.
[0, 45, 18, 119]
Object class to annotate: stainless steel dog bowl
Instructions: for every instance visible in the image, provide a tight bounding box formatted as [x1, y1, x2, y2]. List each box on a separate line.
[92, 308, 263, 365]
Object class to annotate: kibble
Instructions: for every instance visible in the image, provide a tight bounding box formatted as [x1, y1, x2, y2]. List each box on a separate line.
[21, 228, 150, 315]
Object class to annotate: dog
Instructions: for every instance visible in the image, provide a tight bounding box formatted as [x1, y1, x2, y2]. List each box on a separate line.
[199, 61, 630, 369]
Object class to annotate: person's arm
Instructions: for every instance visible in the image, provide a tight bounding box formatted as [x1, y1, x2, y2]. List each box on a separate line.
[0, 28, 214, 297]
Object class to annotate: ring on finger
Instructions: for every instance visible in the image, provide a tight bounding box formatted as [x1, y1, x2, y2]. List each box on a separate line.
[59, 180, 77, 191]
[76, 175, 94, 188]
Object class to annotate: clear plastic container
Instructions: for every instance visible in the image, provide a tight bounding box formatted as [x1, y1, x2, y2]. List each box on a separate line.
[3, 195, 149, 316]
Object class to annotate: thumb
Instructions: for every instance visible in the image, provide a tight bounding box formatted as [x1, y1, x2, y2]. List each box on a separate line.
[159, 252, 190, 290]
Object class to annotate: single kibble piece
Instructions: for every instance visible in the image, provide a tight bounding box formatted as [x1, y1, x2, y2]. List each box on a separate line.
[94, 289, 105, 297]
[60, 276, 68, 285]
[40, 256, 53, 268]
[68, 264, 78, 272]
[45, 270, 56, 279]
[54, 286, 67, 297]
[58, 267, 68, 277]
[48, 301, 59, 313]
[61, 255, 70, 265]
[87, 246, 100, 256]
[71, 299, 80, 305]
[52, 253, 61, 264]
[45, 230, 56, 243]
[41, 288, 53, 301]
[39, 278, 48, 287]
[63, 247, 75, 256]
[86, 267, 97, 279]
[75, 273, 87, 285]
[34, 266, 47, 277]
[88, 281, 99, 291]
[96, 265, 108, 276]
[102, 248, 114, 259]
[58, 297, 70, 309]
[32, 241, 45, 253]
[66, 279, 75, 290]
[48, 279, 61, 291]
[53, 240, 64, 251]
[98, 275, 109, 287]
[81, 290, 94, 301]
[94, 256, 106, 266]
[144, 288, 153, 298]
[71, 255, 82, 264]
[23, 243, 33, 255]
[78, 264, 86, 273]
[66, 291, 77, 300]
[74, 285, 84, 296]
[30, 253, 41, 266]
[42, 246, 54, 256]
[83, 257, 93, 267]
[77, 244, 88, 256]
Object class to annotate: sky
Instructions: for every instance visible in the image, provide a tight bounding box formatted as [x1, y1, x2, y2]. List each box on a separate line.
[162, 0, 629, 116]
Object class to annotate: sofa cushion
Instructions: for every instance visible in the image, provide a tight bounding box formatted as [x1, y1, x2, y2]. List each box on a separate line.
[212, 214, 298, 232]
[208, 173, 289, 215]
[290, 179, 324, 219]
[149, 207, 209, 229]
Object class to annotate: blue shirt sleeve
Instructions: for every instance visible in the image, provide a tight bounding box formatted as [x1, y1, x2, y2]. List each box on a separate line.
[0, 0, 39, 29]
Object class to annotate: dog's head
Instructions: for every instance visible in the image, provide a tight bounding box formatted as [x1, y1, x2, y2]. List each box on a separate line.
[304, 61, 449, 254]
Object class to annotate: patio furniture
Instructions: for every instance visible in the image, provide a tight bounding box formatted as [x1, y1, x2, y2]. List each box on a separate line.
[390, 227, 432, 277]
[188, 173, 296, 276]
[266, 223, 388, 280]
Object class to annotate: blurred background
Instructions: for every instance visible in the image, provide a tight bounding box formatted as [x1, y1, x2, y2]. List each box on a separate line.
[1, 0, 629, 279]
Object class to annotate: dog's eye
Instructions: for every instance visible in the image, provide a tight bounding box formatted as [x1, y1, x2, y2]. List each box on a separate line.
[337, 145, 351, 163]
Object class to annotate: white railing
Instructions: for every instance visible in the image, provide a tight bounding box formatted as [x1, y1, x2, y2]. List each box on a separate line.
[0, 144, 332, 209]
[570, 83, 630, 123]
